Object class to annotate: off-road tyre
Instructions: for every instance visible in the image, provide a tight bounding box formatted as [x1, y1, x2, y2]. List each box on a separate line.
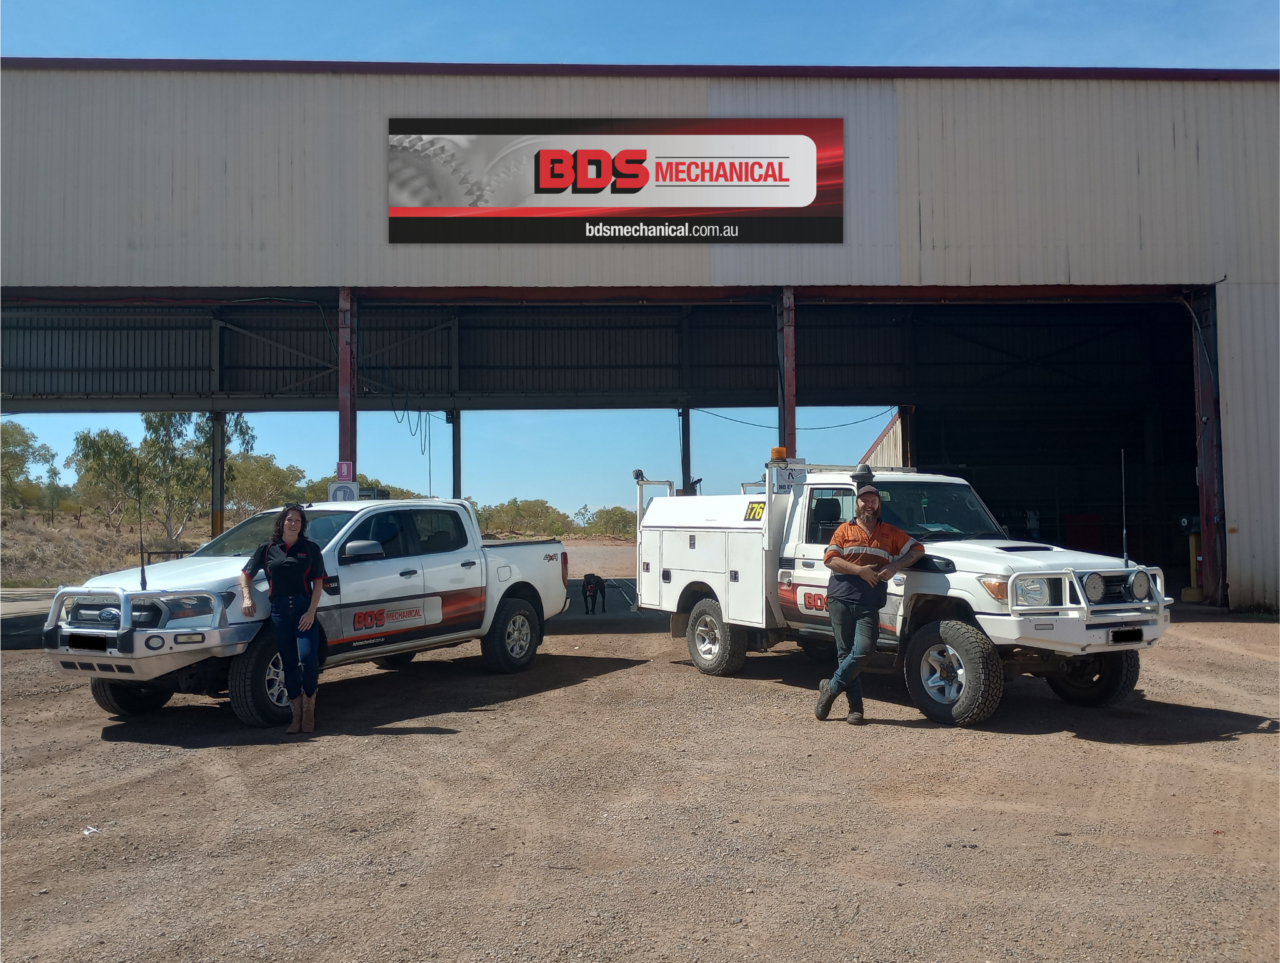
[228, 625, 293, 727]
[904, 620, 1003, 726]
[89, 678, 172, 716]
[481, 598, 540, 674]
[799, 639, 837, 665]
[1047, 650, 1141, 707]
[373, 652, 418, 669]
[686, 598, 749, 676]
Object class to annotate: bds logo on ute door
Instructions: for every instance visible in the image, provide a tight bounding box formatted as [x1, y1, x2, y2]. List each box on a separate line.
[353, 609, 386, 631]
[801, 591, 829, 614]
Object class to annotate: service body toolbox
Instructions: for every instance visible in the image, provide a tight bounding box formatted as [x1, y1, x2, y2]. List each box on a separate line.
[634, 459, 1171, 725]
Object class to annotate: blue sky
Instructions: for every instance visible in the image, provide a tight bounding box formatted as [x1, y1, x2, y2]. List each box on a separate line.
[3, 1, 1275, 511]
[6, 407, 896, 511]
[2, 0, 1275, 67]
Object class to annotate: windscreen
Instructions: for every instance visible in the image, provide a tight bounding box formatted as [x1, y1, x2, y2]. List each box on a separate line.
[806, 482, 1002, 543]
[191, 511, 356, 557]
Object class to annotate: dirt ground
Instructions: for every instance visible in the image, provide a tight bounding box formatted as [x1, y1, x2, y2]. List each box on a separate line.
[562, 538, 637, 579]
[1, 588, 1276, 963]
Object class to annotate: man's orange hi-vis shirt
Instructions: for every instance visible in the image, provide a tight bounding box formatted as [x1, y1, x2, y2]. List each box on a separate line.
[824, 520, 918, 607]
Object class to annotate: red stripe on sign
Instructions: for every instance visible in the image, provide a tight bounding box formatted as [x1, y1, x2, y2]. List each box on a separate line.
[390, 205, 838, 219]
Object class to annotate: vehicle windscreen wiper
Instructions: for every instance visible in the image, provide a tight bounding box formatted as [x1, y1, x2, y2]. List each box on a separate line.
[957, 531, 1007, 540]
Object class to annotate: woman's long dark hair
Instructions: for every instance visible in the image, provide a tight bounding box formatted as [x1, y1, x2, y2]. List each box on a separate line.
[271, 503, 308, 544]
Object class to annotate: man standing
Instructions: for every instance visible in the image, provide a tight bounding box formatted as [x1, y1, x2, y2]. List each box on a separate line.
[815, 485, 924, 724]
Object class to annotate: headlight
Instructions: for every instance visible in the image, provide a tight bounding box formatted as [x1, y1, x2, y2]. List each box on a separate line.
[978, 576, 1009, 602]
[159, 594, 216, 628]
[1127, 570, 1151, 601]
[1014, 578, 1050, 606]
[1082, 573, 1106, 604]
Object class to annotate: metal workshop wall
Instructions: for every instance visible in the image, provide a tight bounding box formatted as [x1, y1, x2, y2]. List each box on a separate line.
[3, 67, 1273, 291]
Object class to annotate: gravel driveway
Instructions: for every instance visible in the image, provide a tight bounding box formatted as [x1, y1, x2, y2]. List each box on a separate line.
[2, 600, 1275, 963]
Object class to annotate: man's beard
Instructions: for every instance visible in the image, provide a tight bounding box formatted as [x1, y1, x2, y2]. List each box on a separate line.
[857, 507, 880, 527]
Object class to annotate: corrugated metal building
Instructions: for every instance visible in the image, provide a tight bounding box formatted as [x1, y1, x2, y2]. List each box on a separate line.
[1, 60, 1276, 608]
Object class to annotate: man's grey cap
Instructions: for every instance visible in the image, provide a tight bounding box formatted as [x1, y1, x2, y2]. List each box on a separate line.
[856, 484, 880, 498]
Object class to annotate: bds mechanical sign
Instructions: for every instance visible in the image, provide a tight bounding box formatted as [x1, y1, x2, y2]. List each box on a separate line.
[388, 119, 843, 243]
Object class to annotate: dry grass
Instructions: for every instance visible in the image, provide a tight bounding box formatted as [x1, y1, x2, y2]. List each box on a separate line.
[0, 510, 221, 587]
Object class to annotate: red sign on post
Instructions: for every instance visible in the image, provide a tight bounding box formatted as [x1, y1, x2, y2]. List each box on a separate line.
[336, 461, 354, 482]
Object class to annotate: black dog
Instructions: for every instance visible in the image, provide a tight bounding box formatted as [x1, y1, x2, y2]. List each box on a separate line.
[582, 574, 608, 614]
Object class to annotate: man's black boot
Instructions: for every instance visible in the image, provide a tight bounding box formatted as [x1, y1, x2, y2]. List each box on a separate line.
[846, 695, 866, 725]
[815, 679, 838, 721]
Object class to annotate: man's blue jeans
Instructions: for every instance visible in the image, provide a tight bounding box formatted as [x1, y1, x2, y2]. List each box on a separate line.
[269, 594, 320, 700]
[828, 598, 879, 707]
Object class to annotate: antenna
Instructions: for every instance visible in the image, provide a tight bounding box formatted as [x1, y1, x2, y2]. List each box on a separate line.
[1120, 449, 1129, 568]
[136, 457, 148, 591]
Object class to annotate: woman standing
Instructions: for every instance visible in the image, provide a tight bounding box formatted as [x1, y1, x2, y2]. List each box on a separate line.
[239, 504, 327, 733]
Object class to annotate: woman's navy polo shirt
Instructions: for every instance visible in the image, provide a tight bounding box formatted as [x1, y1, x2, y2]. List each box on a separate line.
[243, 538, 327, 599]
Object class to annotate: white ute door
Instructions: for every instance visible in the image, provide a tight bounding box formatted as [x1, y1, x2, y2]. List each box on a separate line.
[408, 508, 486, 640]
[785, 486, 855, 629]
[336, 510, 425, 653]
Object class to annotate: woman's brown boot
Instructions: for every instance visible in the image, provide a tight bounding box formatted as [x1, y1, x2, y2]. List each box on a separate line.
[286, 696, 303, 734]
[301, 691, 316, 733]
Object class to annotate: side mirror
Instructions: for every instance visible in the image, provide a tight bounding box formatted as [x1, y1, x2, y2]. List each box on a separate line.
[342, 539, 385, 563]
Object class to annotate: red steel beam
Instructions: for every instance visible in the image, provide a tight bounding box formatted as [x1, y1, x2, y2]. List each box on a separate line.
[337, 287, 357, 474]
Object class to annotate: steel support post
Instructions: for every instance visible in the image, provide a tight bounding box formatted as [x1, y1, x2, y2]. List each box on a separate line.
[337, 287, 357, 474]
[680, 406, 692, 494]
[898, 405, 916, 467]
[210, 411, 226, 536]
[1188, 290, 1226, 606]
[777, 286, 797, 458]
[449, 410, 462, 499]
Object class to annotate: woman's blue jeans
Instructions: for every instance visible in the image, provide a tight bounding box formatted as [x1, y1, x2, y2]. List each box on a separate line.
[828, 598, 879, 706]
[269, 594, 320, 700]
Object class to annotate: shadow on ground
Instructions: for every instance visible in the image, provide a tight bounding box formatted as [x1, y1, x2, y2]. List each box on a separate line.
[716, 648, 1279, 746]
[98, 652, 647, 749]
[546, 599, 668, 637]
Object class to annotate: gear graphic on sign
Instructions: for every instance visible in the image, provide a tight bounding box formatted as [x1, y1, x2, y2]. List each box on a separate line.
[388, 134, 543, 208]
[480, 153, 536, 207]
[388, 135, 485, 208]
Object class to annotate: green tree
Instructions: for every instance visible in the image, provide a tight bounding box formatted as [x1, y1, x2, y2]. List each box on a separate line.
[40, 464, 72, 527]
[1, 421, 54, 506]
[587, 506, 636, 538]
[298, 473, 423, 503]
[139, 413, 255, 541]
[225, 453, 307, 515]
[66, 429, 140, 532]
[477, 498, 576, 537]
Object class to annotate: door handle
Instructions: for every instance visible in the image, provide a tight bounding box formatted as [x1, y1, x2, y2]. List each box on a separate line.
[461, 560, 477, 568]
[399, 569, 418, 578]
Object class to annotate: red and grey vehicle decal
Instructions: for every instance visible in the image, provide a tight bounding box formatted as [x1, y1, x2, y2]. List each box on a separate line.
[777, 579, 898, 638]
[318, 587, 488, 657]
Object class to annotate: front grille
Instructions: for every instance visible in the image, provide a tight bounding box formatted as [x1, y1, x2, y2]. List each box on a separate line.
[1100, 574, 1141, 603]
[67, 599, 163, 628]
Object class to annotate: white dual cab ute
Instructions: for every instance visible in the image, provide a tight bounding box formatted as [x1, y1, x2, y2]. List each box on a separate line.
[635, 460, 1173, 726]
[42, 499, 570, 727]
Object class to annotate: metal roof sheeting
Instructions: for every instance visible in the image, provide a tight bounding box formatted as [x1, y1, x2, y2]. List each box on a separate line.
[896, 79, 1279, 287]
[1218, 282, 1279, 610]
[2, 68, 1274, 291]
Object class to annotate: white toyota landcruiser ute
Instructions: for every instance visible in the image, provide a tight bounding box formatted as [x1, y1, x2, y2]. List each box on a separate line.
[42, 499, 570, 727]
[634, 460, 1172, 725]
